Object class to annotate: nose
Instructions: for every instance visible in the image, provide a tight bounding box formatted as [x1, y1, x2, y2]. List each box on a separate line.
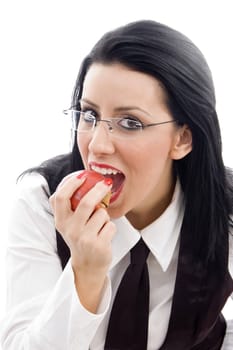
[88, 122, 115, 155]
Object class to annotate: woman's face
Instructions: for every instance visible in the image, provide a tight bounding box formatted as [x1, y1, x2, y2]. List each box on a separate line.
[77, 63, 190, 228]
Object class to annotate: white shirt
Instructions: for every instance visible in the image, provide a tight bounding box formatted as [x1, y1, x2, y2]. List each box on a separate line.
[0, 173, 232, 350]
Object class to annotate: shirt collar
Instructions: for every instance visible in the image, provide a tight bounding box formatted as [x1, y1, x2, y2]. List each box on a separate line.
[110, 180, 185, 272]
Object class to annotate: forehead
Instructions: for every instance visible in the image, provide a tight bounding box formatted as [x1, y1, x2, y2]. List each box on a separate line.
[82, 63, 168, 110]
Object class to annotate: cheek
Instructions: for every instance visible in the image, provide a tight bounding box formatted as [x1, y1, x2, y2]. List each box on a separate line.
[126, 137, 175, 189]
[77, 134, 89, 166]
[129, 136, 174, 169]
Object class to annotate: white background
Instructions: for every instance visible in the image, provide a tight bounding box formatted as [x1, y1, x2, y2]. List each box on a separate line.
[0, 0, 232, 326]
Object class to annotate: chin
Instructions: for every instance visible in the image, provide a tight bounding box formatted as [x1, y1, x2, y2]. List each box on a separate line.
[108, 206, 127, 220]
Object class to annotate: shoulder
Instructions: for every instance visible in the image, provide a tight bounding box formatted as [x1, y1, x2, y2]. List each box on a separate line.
[8, 172, 59, 255]
[14, 152, 77, 217]
[16, 172, 51, 215]
[19, 153, 74, 195]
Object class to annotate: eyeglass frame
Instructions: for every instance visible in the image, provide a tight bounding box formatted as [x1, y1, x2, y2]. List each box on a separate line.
[63, 108, 178, 136]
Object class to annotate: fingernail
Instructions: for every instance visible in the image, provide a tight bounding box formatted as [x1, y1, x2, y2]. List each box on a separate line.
[103, 177, 113, 186]
[77, 172, 87, 179]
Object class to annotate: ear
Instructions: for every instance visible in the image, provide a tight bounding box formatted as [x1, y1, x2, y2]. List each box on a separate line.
[170, 125, 192, 160]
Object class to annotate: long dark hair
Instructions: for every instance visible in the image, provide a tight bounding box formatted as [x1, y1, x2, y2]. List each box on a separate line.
[27, 20, 233, 272]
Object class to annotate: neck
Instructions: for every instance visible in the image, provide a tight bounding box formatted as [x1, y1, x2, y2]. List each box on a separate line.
[126, 178, 176, 230]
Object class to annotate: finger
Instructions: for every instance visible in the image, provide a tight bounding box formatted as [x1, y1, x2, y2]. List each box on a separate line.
[74, 181, 112, 225]
[52, 176, 87, 218]
[85, 207, 111, 235]
[78, 180, 112, 209]
[57, 170, 84, 189]
[99, 221, 117, 244]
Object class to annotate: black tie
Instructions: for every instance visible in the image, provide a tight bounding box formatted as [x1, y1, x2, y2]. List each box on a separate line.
[104, 238, 150, 350]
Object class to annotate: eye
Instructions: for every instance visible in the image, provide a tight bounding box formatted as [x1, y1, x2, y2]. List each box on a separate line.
[82, 109, 97, 123]
[117, 117, 143, 131]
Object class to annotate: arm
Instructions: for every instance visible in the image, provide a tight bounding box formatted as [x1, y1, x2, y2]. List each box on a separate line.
[0, 173, 112, 350]
[49, 172, 116, 314]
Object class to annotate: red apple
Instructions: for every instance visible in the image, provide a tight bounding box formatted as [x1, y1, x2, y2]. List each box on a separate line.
[70, 170, 112, 211]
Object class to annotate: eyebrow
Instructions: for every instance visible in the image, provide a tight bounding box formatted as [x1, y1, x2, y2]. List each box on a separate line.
[79, 98, 151, 116]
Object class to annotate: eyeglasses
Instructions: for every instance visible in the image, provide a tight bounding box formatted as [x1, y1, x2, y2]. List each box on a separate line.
[64, 109, 177, 139]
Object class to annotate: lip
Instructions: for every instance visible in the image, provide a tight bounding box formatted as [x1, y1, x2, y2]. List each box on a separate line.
[110, 181, 124, 203]
[88, 161, 122, 173]
[88, 161, 125, 203]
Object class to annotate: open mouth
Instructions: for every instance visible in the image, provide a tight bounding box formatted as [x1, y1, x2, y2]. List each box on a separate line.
[90, 164, 125, 198]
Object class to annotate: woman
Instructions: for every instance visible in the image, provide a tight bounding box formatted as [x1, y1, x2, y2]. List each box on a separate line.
[1, 20, 232, 349]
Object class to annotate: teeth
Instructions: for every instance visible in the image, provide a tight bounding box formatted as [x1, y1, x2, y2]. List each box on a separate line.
[91, 165, 119, 175]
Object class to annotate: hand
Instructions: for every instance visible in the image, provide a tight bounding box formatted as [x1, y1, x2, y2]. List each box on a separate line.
[50, 173, 116, 312]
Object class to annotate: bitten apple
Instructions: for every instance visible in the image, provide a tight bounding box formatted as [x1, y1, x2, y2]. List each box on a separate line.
[70, 170, 112, 211]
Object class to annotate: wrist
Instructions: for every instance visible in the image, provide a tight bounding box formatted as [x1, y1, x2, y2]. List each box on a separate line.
[73, 268, 108, 313]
